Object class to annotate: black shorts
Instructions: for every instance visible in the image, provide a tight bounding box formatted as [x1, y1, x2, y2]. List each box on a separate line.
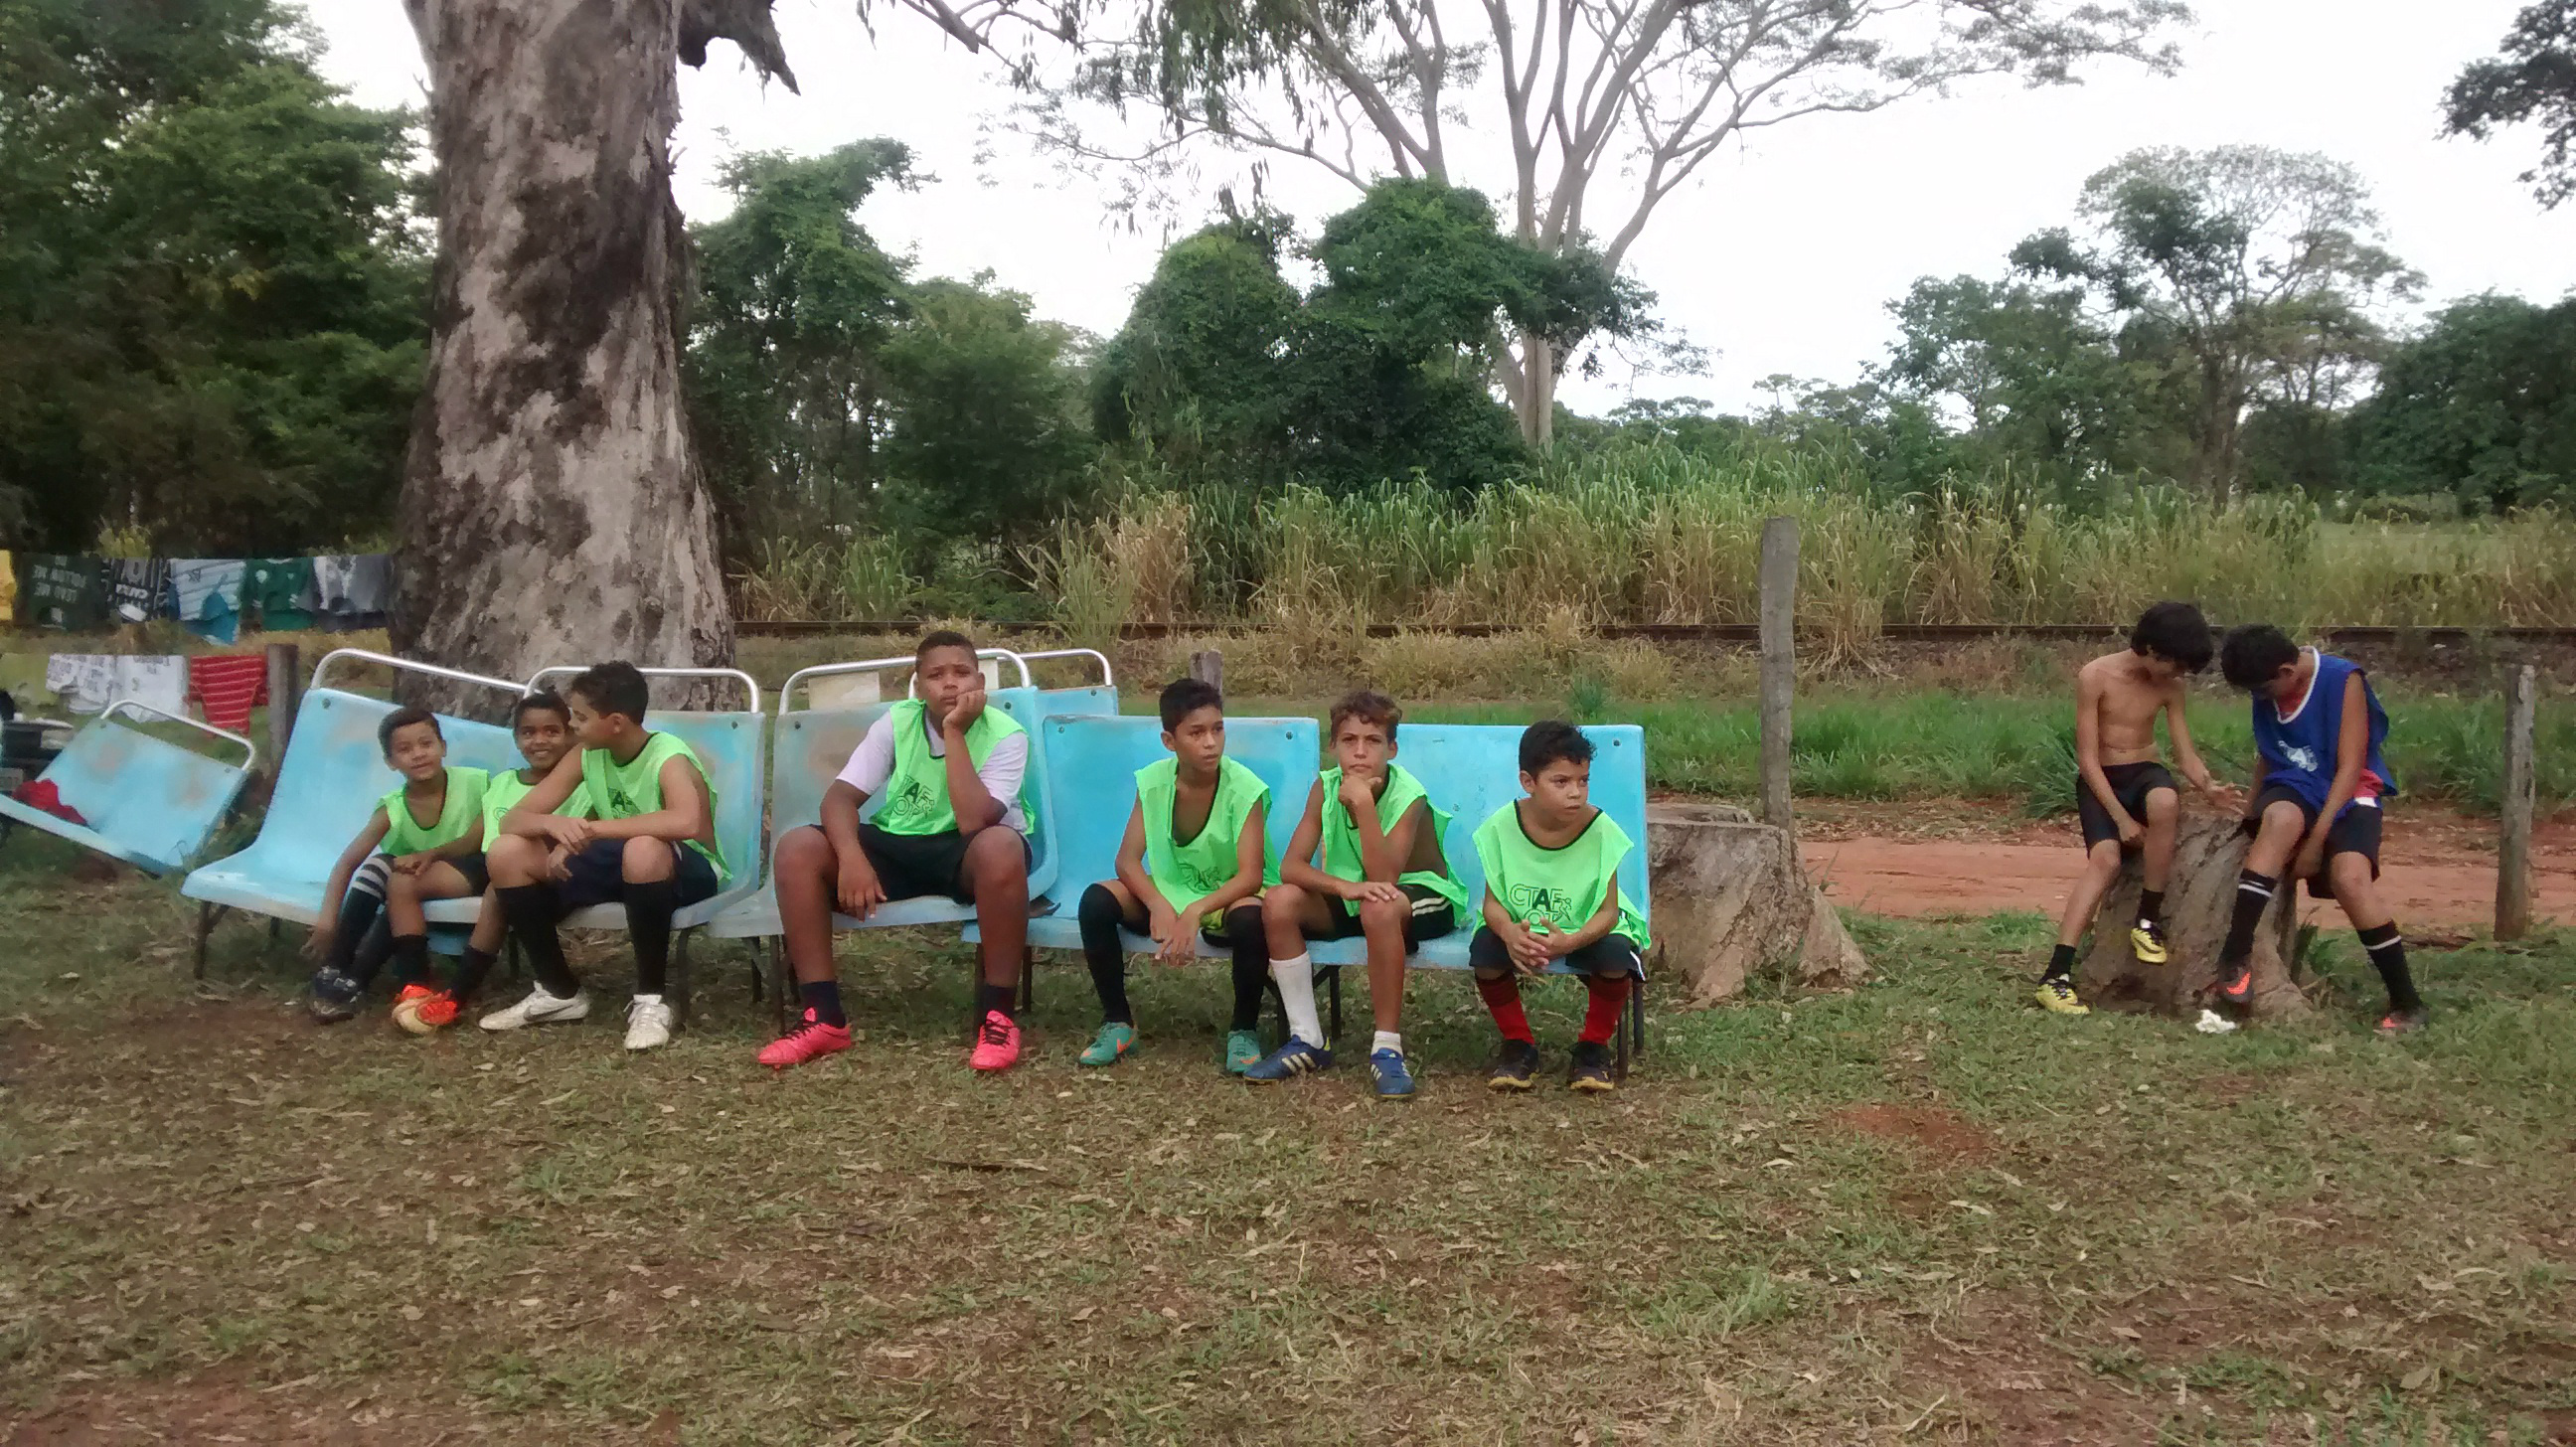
[1317, 883, 1458, 946]
[558, 838, 722, 911]
[857, 822, 1029, 905]
[2076, 761, 2179, 849]
[2245, 783, 2382, 890]
[447, 854, 491, 895]
[1469, 927, 1645, 980]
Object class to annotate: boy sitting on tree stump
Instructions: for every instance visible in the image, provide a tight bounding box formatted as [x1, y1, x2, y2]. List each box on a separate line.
[2037, 602, 2236, 1016]
[2216, 625, 2426, 1035]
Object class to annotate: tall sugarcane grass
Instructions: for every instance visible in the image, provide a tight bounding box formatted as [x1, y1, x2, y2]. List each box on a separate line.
[1058, 446, 2576, 642]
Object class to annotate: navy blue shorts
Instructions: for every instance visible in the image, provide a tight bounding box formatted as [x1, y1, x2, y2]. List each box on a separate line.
[1469, 927, 1645, 980]
[556, 838, 722, 912]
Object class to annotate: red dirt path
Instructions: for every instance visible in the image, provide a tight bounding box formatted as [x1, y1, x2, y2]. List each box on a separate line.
[1798, 808, 2576, 930]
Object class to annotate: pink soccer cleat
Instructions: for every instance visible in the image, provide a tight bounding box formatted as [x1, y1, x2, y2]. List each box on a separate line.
[968, 1011, 1022, 1072]
[758, 1011, 854, 1069]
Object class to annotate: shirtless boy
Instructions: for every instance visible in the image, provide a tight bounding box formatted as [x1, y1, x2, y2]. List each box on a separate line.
[2036, 602, 2236, 1014]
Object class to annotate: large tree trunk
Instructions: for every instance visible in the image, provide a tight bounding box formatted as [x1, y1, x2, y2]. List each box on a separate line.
[1510, 332, 1556, 448]
[395, 0, 751, 708]
[2078, 814, 2309, 1020]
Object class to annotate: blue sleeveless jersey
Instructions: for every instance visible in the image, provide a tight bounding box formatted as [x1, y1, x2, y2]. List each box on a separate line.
[2251, 651, 2394, 819]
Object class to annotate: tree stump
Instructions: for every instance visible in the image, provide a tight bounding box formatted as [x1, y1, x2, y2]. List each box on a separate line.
[1647, 803, 1868, 1006]
[2077, 813, 2308, 1020]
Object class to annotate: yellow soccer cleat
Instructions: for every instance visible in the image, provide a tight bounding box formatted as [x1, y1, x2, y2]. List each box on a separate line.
[2034, 977, 2090, 1015]
[2129, 917, 2171, 965]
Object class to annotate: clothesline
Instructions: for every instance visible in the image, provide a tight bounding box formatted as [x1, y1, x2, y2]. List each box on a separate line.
[0, 552, 393, 643]
[4, 651, 272, 732]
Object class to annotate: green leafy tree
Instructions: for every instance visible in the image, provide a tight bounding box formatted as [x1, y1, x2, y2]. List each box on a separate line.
[685, 140, 916, 538]
[2023, 146, 2420, 495]
[2445, 1, 2576, 210]
[1089, 212, 1300, 469]
[879, 276, 1095, 550]
[2347, 293, 2576, 511]
[0, 0, 426, 553]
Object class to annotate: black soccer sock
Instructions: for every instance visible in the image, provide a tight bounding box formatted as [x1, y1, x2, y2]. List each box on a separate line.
[799, 981, 847, 1029]
[624, 878, 679, 997]
[448, 946, 498, 1006]
[325, 889, 385, 975]
[2357, 922, 2420, 1013]
[2137, 889, 2166, 927]
[2042, 942, 2077, 983]
[1223, 902, 1269, 1034]
[975, 980, 1017, 1022]
[389, 933, 431, 989]
[497, 884, 576, 996]
[1076, 884, 1132, 1025]
[2221, 871, 2278, 965]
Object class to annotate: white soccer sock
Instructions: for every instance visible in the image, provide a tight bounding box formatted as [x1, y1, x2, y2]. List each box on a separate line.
[1372, 1030, 1403, 1056]
[1270, 953, 1323, 1046]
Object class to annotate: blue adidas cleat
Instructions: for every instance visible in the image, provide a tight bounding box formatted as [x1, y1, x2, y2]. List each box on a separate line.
[1368, 1048, 1415, 1099]
[1244, 1039, 1333, 1082]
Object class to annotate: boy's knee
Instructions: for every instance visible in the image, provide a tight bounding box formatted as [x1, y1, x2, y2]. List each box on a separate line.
[620, 836, 674, 882]
[965, 830, 1027, 885]
[1262, 884, 1304, 917]
[2084, 842, 2124, 875]
[2144, 788, 2178, 822]
[2258, 799, 2308, 839]
[1358, 895, 1408, 931]
[776, 826, 831, 876]
[487, 835, 543, 884]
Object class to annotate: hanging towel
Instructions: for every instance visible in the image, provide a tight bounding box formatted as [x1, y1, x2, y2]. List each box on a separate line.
[106, 559, 169, 625]
[21, 556, 107, 631]
[45, 654, 118, 714]
[0, 552, 14, 625]
[116, 655, 189, 718]
[168, 560, 246, 644]
[244, 557, 314, 631]
[187, 654, 268, 733]
[308, 554, 392, 633]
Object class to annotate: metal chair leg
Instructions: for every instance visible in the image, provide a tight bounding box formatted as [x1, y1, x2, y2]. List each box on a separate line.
[1326, 965, 1342, 1043]
[1018, 946, 1035, 1014]
[747, 941, 763, 1002]
[769, 939, 792, 1038]
[194, 902, 223, 979]
[671, 930, 694, 1031]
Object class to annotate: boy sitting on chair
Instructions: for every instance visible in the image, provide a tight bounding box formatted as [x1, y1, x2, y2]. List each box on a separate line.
[1250, 689, 1465, 1098]
[2217, 625, 2424, 1034]
[1471, 722, 1650, 1094]
[1076, 676, 1276, 1072]
[480, 663, 725, 1052]
[394, 690, 593, 1035]
[304, 708, 488, 1024]
[761, 630, 1034, 1073]
[2036, 601, 2234, 1015]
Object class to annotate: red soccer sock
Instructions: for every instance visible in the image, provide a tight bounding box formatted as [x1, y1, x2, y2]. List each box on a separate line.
[1579, 975, 1631, 1045]
[1475, 974, 1533, 1044]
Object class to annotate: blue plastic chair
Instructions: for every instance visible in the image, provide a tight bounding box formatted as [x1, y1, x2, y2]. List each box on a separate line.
[704, 653, 1068, 1032]
[181, 650, 527, 975]
[1295, 724, 1652, 1064]
[419, 666, 769, 1025]
[0, 700, 256, 876]
[1016, 647, 1120, 721]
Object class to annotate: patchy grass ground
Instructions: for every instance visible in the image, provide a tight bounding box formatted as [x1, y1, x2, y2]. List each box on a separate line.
[1, 833, 2571, 1444]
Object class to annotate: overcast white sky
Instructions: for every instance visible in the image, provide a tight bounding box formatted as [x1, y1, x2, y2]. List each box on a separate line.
[307, 0, 2569, 414]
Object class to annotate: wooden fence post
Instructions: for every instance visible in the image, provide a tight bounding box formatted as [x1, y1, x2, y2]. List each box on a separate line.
[2496, 663, 2536, 941]
[1189, 649, 1223, 693]
[1758, 517, 1799, 830]
[264, 642, 300, 781]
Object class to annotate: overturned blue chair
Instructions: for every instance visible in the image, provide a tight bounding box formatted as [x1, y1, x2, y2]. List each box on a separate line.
[419, 665, 769, 1027]
[181, 651, 525, 975]
[0, 700, 257, 876]
[1299, 724, 1652, 1070]
[962, 713, 1332, 1027]
[705, 650, 1102, 1032]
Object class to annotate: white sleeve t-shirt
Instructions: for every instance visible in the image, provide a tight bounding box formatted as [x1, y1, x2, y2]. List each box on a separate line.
[835, 711, 1030, 834]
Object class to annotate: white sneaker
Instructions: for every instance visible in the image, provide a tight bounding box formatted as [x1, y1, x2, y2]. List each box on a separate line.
[479, 985, 590, 1032]
[624, 996, 674, 1051]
